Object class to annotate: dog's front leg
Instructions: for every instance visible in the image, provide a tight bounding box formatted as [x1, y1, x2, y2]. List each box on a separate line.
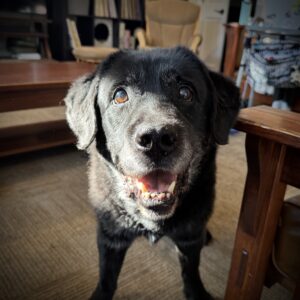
[90, 225, 133, 300]
[173, 238, 213, 300]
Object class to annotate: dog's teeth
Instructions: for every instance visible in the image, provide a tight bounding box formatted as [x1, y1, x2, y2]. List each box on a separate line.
[150, 193, 156, 198]
[166, 192, 171, 199]
[143, 192, 150, 199]
[158, 193, 165, 200]
[137, 181, 147, 193]
[168, 181, 176, 193]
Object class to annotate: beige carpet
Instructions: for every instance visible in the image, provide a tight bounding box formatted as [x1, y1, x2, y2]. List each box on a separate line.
[0, 133, 295, 300]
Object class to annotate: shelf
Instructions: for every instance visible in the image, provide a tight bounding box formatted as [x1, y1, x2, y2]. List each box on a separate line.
[0, 32, 48, 38]
[0, 11, 50, 23]
[93, 16, 119, 20]
[68, 14, 93, 18]
[47, 0, 145, 60]
[119, 18, 143, 22]
[71, 15, 119, 21]
[68, 15, 141, 22]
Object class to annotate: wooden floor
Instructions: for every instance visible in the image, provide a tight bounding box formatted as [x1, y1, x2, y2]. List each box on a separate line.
[0, 133, 296, 300]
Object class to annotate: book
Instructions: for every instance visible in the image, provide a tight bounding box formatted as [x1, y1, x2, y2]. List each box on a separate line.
[108, 0, 118, 18]
[103, 0, 109, 17]
[119, 21, 126, 48]
[95, 0, 106, 17]
[136, 0, 142, 20]
[16, 53, 41, 60]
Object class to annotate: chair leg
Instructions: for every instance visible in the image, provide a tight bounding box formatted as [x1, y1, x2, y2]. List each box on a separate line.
[248, 82, 255, 107]
[293, 282, 300, 300]
[241, 79, 248, 100]
[264, 257, 278, 288]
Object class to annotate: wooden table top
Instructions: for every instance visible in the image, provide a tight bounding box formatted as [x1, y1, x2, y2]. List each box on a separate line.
[235, 106, 300, 149]
[0, 61, 96, 91]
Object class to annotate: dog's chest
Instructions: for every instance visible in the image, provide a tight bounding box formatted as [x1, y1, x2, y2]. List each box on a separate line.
[147, 232, 163, 244]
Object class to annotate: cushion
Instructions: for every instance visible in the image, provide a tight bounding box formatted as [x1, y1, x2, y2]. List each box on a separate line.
[73, 46, 118, 62]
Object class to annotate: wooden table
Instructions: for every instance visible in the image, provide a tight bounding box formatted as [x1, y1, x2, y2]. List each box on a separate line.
[0, 61, 95, 112]
[225, 106, 300, 299]
[0, 61, 95, 156]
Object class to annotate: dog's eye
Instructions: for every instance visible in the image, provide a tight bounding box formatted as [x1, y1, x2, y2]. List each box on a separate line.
[179, 86, 192, 101]
[113, 88, 128, 104]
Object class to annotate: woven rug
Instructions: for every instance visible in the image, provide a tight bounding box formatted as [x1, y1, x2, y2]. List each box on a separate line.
[0, 133, 295, 300]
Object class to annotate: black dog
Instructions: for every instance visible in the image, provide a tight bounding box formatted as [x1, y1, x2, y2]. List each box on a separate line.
[64, 47, 240, 300]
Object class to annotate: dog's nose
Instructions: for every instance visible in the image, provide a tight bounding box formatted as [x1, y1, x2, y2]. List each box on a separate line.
[135, 127, 177, 156]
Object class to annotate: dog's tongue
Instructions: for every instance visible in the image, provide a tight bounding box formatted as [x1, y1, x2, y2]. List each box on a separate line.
[137, 170, 176, 193]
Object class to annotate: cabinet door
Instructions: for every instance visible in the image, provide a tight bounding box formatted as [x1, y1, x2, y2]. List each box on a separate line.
[195, 0, 230, 72]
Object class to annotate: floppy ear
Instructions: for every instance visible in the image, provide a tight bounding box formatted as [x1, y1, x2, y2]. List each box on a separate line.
[208, 71, 240, 145]
[64, 74, 99, 150]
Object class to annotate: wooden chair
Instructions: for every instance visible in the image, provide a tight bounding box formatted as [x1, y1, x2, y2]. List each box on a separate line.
[66, 18, 118, 63]
[223, 23, 245, 78]
[135, 0, 202, 54]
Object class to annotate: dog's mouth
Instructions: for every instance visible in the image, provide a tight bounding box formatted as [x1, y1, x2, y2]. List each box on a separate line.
[124, 170, 179, 220]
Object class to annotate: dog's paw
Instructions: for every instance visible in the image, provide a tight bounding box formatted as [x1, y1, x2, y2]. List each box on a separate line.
[201, 291, 214, 300]
[89, 287, 114, 300]
[185, 287, 214, 300]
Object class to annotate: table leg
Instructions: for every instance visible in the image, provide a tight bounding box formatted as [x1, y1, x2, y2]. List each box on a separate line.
[225, 134, 287, 300]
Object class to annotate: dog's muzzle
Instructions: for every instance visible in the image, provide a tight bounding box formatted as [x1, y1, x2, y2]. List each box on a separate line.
[124, 170, 180, 220]
[134, 125, 178, 161]
[121, 124, 186, 220]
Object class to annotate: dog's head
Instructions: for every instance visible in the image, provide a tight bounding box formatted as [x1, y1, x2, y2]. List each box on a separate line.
[65, 47, 240, 223]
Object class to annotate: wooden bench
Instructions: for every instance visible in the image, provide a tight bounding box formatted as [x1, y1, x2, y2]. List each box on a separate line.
[0, 61, 95, 157]
[225, 106, 300, 300]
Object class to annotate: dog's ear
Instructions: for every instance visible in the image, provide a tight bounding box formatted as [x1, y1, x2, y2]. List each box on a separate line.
[64, 73, 99, 150]
[208, 71, 240, 145]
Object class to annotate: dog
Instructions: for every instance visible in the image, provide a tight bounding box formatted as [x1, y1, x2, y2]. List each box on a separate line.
[64, 47, 240, 300]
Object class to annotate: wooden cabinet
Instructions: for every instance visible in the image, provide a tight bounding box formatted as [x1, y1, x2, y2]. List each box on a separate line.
[223, 23, 245, 78]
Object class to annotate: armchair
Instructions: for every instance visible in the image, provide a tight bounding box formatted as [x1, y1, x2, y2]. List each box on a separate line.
[135, 0, 202, 54]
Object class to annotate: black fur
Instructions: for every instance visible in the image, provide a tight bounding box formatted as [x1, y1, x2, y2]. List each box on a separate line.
[64, 47, 240, 300]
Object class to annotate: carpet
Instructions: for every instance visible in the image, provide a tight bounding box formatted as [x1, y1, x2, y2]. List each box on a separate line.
[0, 133, 295, 299]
